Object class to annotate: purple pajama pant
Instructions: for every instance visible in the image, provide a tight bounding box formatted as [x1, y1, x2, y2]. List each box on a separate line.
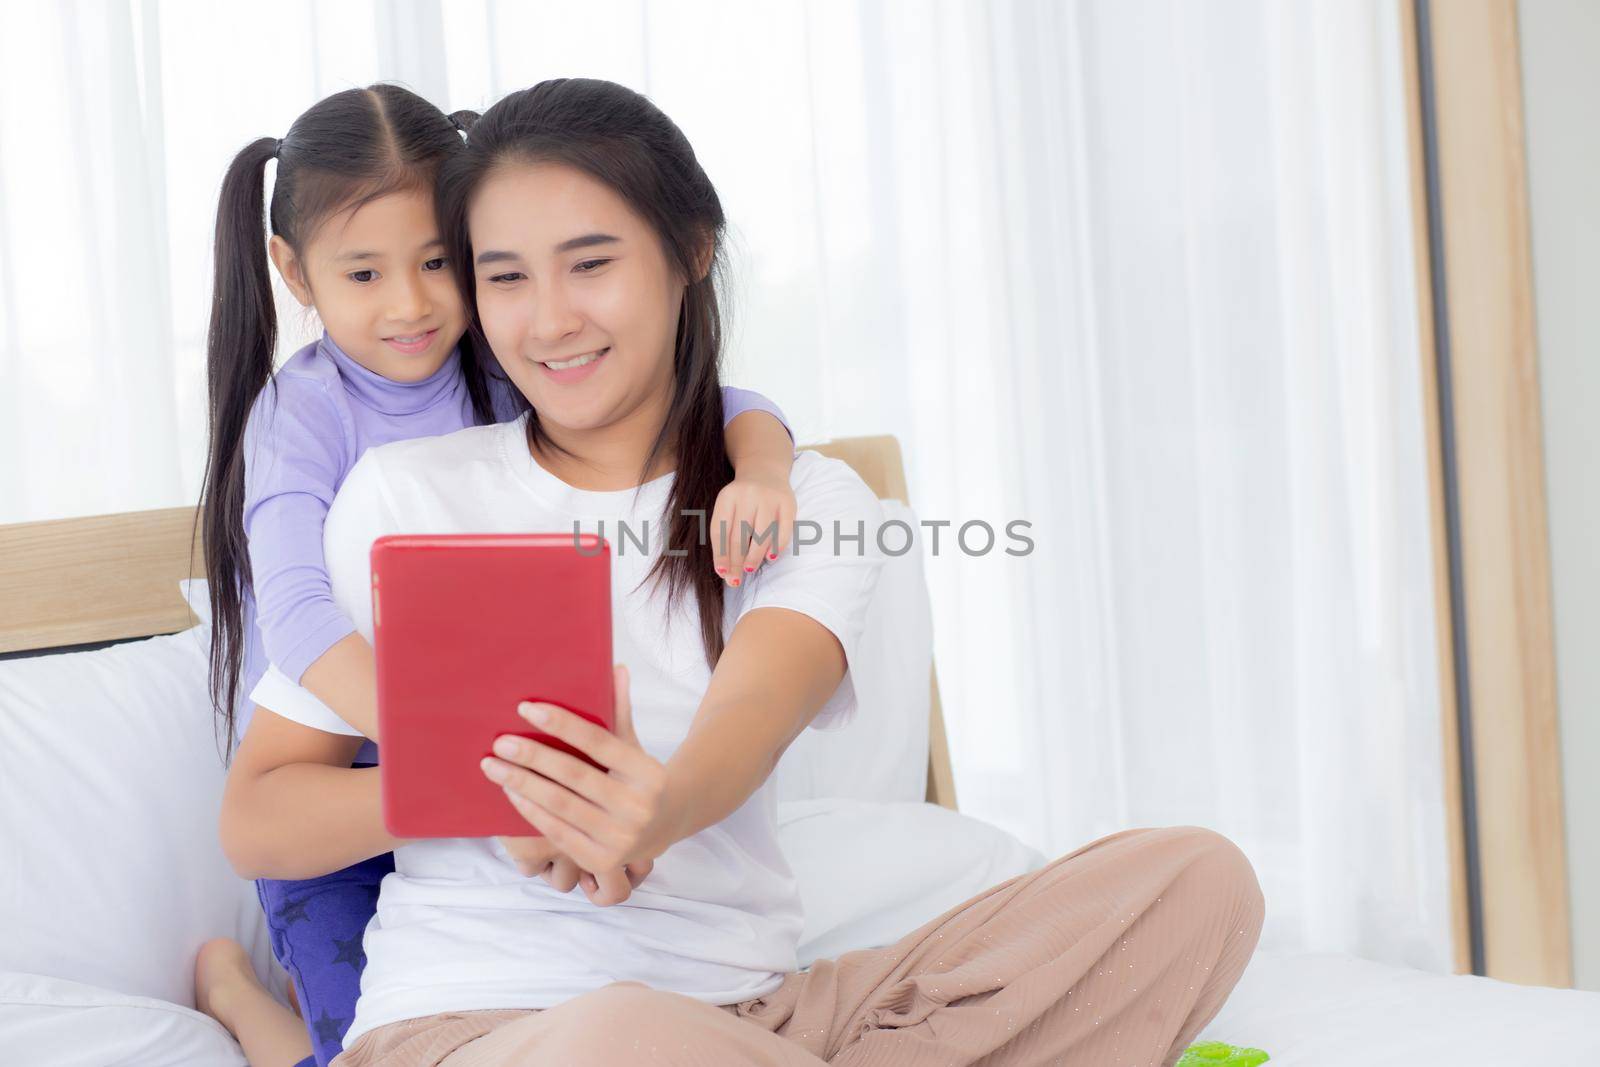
[257, 849, 395, 1067]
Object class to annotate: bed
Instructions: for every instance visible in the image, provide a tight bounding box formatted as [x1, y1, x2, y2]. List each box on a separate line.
[2, 435, 1596, 1065]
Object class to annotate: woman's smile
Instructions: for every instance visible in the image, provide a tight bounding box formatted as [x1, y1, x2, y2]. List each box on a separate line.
[536, 346, 609, 383]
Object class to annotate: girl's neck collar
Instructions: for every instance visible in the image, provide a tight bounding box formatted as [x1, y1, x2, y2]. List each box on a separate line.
[318, 331, 461, 417]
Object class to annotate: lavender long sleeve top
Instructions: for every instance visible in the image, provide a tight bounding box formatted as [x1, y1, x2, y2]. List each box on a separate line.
[237, 331, 790, 757]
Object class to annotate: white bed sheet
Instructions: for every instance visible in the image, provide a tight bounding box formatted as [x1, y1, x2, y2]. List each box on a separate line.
[1200, 948, 1600, 1065]
[0, 972, 246, 1067]
[12, 883, 1600, 1065]
[14, 950, 1596, 1066]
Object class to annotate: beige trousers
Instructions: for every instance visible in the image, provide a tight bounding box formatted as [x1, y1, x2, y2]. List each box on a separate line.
[333, 824, 1265, 1067]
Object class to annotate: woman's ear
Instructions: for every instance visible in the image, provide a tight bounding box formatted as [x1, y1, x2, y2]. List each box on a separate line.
[689, 229, 715, 284]
[268, 235, 314, 308]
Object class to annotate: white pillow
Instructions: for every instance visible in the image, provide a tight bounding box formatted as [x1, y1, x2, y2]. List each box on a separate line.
[0, 972, 246, 1067]
[773, 500, 934, 804]
[778, 797, 1047, 968]
[0, 590, 278, 1010]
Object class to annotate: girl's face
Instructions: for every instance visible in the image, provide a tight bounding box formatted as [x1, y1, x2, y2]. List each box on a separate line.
[269, 189, 466, 382]
[468, 162, 684, 434]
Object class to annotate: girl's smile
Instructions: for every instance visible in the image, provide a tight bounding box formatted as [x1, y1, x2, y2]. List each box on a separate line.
[383, 327, 442, 355]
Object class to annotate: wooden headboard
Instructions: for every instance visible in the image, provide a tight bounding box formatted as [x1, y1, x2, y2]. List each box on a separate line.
[0, 434, 957, 811]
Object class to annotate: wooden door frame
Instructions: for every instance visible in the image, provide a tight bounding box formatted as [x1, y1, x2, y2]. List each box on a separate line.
[1400, 0, 1572, 986]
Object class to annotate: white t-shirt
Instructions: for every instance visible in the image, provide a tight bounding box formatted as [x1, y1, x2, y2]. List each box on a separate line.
[249, 413, 885, 1047]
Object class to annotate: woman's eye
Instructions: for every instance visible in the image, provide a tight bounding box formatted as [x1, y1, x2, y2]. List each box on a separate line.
[423, 257, 448, 272]
[486, 272, 525, 285]
[573, 259, 610, 274]
[349, 269, 377, 284]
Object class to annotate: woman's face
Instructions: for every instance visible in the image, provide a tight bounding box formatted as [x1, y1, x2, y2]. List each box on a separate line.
[468, 161, 684, 434]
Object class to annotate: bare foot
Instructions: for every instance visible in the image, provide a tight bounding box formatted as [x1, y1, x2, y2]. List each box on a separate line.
[194, 937, 261, 1035]
[195, 936, 313, 1065]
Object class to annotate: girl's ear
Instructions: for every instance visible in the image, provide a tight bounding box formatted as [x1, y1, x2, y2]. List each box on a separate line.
[267, 235, 313, 308]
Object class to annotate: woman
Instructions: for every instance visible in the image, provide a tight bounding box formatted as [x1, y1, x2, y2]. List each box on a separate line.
[208, 78, 1264, 1067]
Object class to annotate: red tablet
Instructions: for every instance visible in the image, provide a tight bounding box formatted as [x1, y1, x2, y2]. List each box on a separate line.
[370, 532, 613, 839]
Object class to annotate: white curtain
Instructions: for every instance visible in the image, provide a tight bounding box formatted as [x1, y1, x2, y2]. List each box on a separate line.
[0, 0, 1452, 971]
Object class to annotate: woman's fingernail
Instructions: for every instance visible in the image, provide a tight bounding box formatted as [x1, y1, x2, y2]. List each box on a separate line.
[492, 737, 518, 759]
[767, 552, 778, 561]
[731, 577, 741, 587]
[744, 565, 755, 573]
[715, 565, 727, 574]
[481, 757, 507, 781]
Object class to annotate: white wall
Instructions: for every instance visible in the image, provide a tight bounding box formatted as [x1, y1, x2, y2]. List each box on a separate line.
[1518, 0, 1600, 993]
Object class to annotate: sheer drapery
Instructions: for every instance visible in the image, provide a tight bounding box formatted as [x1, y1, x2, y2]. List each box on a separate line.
[0, 0, 1451, 970]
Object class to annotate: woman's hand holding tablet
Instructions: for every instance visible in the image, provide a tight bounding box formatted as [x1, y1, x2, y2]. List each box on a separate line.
[481, 664, 686, 890]
[496, 833, 653, 905]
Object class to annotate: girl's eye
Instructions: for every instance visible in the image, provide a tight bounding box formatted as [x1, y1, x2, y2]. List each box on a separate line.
[349, 269, 377, 283]
[423, 257, 448, 272]
[487, 272, 525, 285]
[574, 259, 610, 274]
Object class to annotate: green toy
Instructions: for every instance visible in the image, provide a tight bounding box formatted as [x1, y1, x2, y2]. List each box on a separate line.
[1175, 1041, 1270, 1067]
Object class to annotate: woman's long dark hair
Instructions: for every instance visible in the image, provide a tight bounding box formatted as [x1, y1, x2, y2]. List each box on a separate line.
[198, 84, 496, 755]
[438, 79, 732, 667]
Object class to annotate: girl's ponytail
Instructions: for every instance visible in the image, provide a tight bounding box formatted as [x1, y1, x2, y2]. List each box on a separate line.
[442, 108, 511, 428]
[198, 135, 280, 755]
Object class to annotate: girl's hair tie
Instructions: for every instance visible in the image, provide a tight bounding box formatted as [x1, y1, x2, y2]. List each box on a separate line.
[274, 138, 284, 158]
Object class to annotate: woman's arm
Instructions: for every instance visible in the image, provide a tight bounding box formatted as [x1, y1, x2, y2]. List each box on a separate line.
[220, 707, 404, 881]
[663, 606, 847, 839]
[239, 613, 841, 884]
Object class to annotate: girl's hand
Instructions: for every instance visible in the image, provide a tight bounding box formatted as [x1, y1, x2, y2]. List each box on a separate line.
[481, 665, 684, 877]
[495, 834, 653, 906]
[710, 462, 796, 586]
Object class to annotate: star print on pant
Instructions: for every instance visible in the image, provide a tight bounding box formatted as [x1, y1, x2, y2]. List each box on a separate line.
[332, 933, 366, 971]
[314, 1009, 350, 1047]
[276, 896, 312, 925]
[256, 851, 396, 1067]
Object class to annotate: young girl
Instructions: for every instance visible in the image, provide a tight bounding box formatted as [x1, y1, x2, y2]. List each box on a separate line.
[199, 77, 1264, 1067]
[194, 83, 799, 1067]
